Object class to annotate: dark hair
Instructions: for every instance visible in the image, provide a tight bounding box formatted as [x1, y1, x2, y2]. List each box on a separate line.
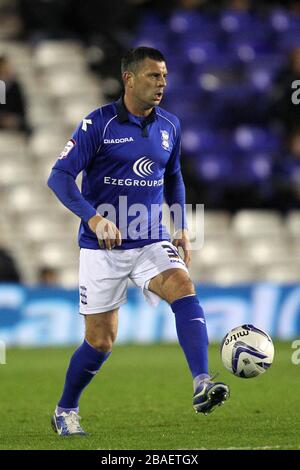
[121, 47, 165, 75]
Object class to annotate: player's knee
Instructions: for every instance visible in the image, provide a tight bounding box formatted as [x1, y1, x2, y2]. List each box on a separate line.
[171, 278, 195, 302]
[166, 279, 196, 304]
[86, 335, 114, 353]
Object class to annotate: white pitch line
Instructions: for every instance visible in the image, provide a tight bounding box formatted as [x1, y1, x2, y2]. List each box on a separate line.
[194, 445, 300, 450]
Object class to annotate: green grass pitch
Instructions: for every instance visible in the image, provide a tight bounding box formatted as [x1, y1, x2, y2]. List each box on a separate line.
[0, 342, 299, 450]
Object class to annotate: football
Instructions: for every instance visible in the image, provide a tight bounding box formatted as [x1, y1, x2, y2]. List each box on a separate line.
[221, 324, 274, 378]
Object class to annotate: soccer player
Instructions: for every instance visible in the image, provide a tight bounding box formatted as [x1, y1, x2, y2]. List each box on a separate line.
[47, 47, 229, 436]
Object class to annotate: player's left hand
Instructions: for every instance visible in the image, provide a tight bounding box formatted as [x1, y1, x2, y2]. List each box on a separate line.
[172, 228, 191, 267]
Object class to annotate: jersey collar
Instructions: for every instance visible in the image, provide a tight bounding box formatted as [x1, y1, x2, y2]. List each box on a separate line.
[115, 96, 157, 125]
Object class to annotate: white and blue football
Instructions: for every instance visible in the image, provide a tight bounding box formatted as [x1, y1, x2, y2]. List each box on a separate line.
[221, 324, 274, 378]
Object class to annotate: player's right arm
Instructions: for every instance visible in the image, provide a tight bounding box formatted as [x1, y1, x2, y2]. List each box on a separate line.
[47, 109, 121, 249]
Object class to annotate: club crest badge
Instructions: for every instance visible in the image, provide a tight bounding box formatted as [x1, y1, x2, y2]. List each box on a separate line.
[161, 130, 170, 150]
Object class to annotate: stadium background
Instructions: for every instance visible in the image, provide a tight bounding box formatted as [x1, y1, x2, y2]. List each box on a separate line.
[0, 0, 300, 451]
[1, 0, 300, 343]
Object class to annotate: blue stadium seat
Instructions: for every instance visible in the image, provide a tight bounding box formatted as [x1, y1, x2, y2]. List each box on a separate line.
[166, 55, 190, 76]
[211, 84, 264, 124]
[233, 126, 281, 153]
[178, 25, 221, 44]
[269, 8, 300, 33]
[276, 30, 300, 52]
[274, 154, 300, 181]
[227, 32, 275, 62]
[234, 152, 273, 184]
[137, 12, 167, 33]
[181, 128, 218, 154]
[163, 89, 207, 124]
[132, 36, 169, 55]
[180, 40, 219, 66]
[245, 53, 287, 76]
[243, 53, 287, 91]
[220, 9, 259, 33]
[169, 9, 213, 34]
[247, 68, 273, 91]
[194, 152, 234, 183]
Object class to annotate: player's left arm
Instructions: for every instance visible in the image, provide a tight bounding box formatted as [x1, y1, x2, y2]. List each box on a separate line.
[164, 120, 191, 266]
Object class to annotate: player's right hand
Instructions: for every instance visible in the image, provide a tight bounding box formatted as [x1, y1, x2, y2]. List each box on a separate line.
[88, 214, 122, 250]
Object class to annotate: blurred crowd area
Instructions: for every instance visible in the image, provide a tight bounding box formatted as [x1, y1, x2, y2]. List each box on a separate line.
[0, 0, 300, 286]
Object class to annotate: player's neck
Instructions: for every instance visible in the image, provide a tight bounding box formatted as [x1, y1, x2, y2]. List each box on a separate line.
[123, 94, 153, 118]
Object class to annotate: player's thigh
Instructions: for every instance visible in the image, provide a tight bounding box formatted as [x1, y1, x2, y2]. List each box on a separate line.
[148, 268, 195, 304]
[84, 309, 119, 351]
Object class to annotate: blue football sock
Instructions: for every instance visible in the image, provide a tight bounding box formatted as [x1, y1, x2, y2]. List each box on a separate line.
[58, 339, 111, 409]
[171, 295, 209, 379]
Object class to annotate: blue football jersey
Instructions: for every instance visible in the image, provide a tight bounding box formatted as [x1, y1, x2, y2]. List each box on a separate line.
[52, 98, 184, 249]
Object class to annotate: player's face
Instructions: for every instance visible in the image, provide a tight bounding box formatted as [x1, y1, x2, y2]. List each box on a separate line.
[132, 58, 168, 108]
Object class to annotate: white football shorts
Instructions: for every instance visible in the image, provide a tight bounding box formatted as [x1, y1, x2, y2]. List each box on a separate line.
[79, 240, 188, 314]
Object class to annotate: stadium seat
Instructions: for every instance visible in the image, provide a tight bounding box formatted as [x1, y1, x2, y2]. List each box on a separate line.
[220, 9, 258, 33]
[196, 238, 246, 267]
[286, 211, 300, 237]
[232, 210, 284, 238]
[133, 37, 168, 55]
[27, 101, 59, 128]
[36, 243, 79, 268]
[0, 131, 27, 152]
[183, 211, 231, 247]
[0, 41, 31, 70]
[136, 11, 167, 31]
[44, 71, 100, 100]
[242, 238, 293, 265]
[34, 41, 85, 69]
[169, 10, 212, 35]
[233, 152, 273, 185]
[244, 53, 287, 85]
[59, 267, 79, 288]
[260, 264, 300, 283]
[22, 216, 68, 243]
[233, 126, 280, 153]
[0, 161, 34, 187]
[276, 30, 300, 52]
[181, 128, 218, 154]
[7, 185, 50, 213]
[181, 41, 219, 66]
[60, 97, 105, 129]
[203, 211, 231, 236]
[30, 128, 67, 159]
[225, 23, 274, 63]
[269, 8, 293, 32]
[207, 263, 257, 285]
[195, 152, 234, 184]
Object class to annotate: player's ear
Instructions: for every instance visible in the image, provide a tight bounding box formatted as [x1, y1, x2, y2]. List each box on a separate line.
[123, 71, 134, 88]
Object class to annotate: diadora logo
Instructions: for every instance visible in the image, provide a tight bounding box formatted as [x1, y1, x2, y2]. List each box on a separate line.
[133, 157, 155, 178]
[104, 137, 134, 144]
